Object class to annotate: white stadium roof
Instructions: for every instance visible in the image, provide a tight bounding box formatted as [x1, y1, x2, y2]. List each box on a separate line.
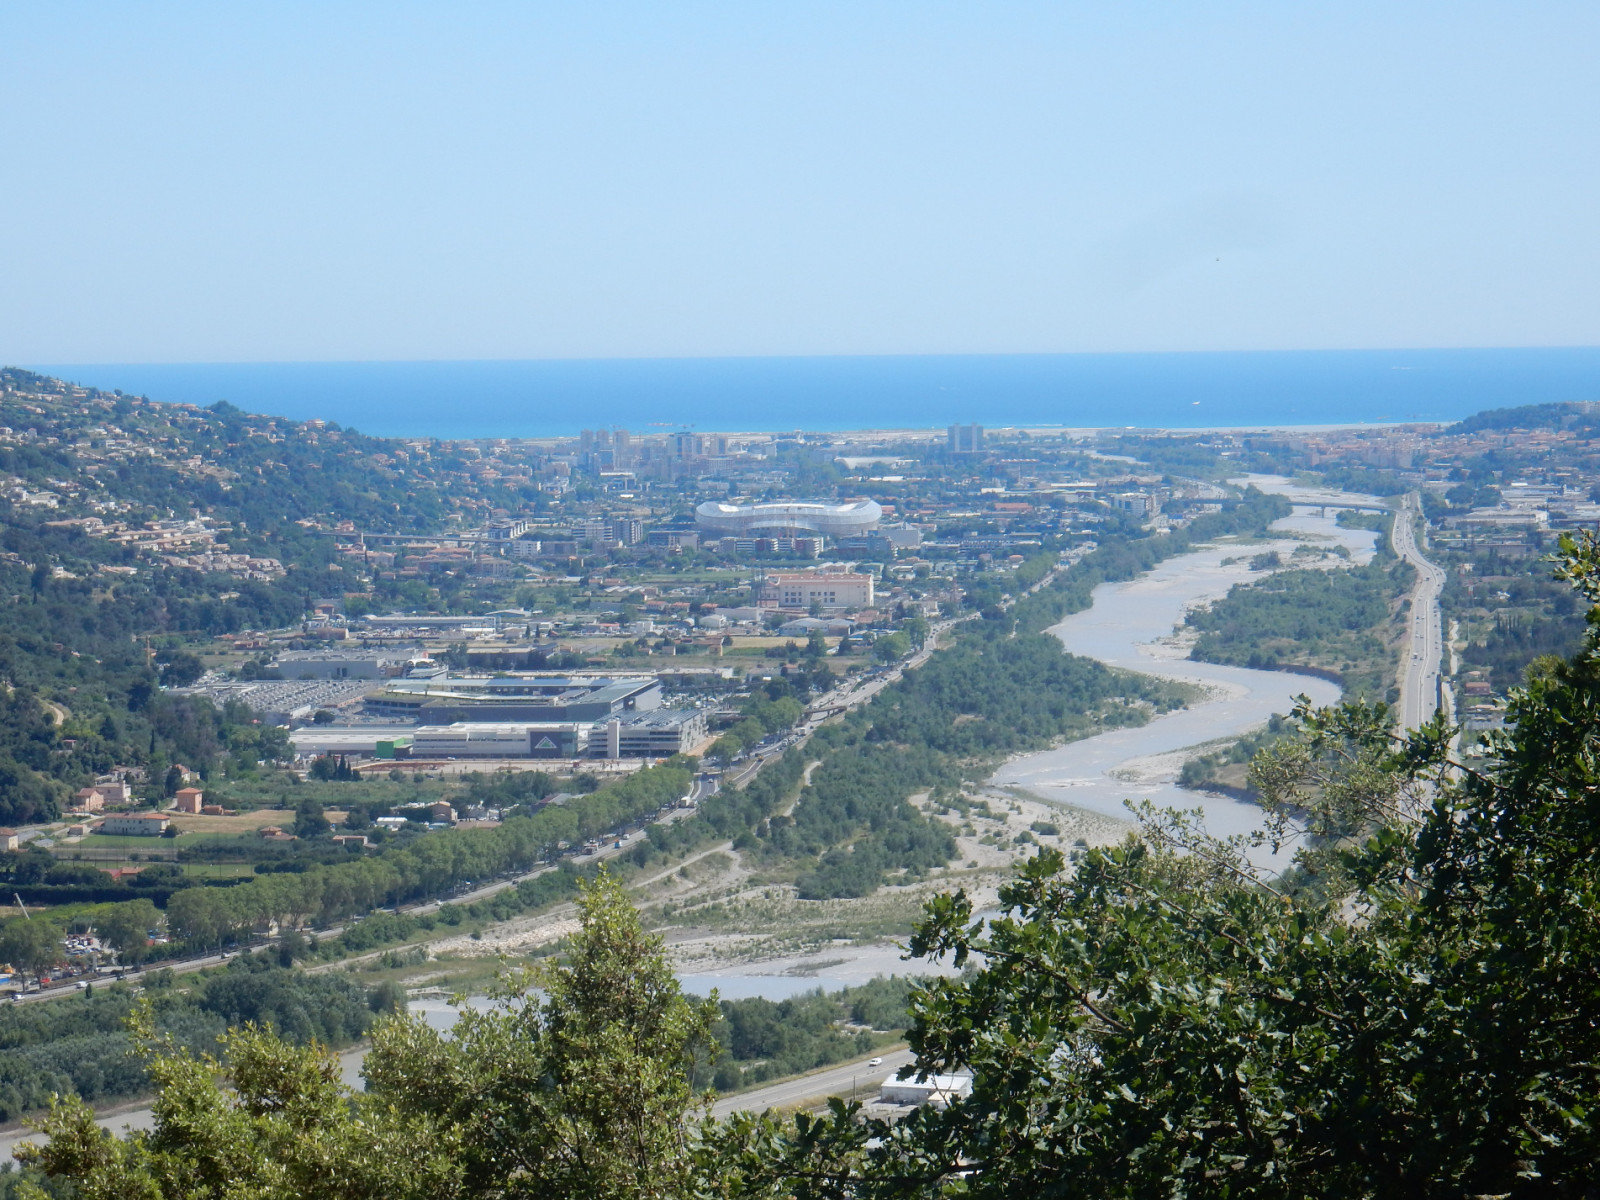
[695, 499, 882, 537]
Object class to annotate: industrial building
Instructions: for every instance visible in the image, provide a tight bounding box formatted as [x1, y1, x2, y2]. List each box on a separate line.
[880, 1073, 973, 1108]
[359, 613, 514, 633]
[777, 616, 855, 636]
[364, 673, 662, 724]
[289, 728, 417, 759]
[344, 708, 704, 762]
[695, 499, 882, 539]
[412, 722, 590, 759]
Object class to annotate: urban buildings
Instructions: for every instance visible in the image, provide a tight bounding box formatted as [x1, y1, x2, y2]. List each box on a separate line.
[390, 708, 705, 761]
[948, 424, 984, 454]
[759, 568, 875, 612]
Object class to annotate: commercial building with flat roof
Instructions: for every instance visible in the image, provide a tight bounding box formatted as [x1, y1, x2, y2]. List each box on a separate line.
[359, 613, 511, 633]
[364, 674, 661, 724]
[758, 569, 874, 612]
[596, 709, 709, 758]
[288, 728, 417, 758]
[411, 722, 590, 759]
[880, 1073, 973, 1108]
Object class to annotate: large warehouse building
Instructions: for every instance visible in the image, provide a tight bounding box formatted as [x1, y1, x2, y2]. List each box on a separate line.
[412, 722, 591, 759]
[364, 674, 661, 723]
[695, 499, 882, 539]
[404, 709, 706, 761]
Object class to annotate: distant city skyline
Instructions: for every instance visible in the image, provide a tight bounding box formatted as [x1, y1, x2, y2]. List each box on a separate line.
[2, 3, 1597, 363]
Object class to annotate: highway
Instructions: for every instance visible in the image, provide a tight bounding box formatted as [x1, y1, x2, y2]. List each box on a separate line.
[712, 1046, 917, 1117]
[1392, 493, 1448, 731]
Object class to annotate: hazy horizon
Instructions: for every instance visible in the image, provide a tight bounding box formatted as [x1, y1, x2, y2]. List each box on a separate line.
[4, 3, 1598, 364]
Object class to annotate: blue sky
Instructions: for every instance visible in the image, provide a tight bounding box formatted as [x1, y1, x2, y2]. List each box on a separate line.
[2, 2, 1596, 362]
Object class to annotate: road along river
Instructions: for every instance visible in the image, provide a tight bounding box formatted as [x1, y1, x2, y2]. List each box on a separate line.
[0, 492, 1387, 1160]
[991, 502, 1380, 871]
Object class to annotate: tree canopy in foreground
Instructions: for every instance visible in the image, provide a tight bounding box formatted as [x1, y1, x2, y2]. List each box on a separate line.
[18, 533, 1600, 1198]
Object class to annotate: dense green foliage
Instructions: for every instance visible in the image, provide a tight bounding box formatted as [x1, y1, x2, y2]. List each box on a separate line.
[1176, 712, 1294, 791]
[1439, 545, 1586, 689]
[870, 633, 1178, 756]
[363, 870, 717, 1200]
[159, 763, 688, 950]
[1334, 508, 1390, 532]
[708, 977, 915, 1092]
[1447, 400, 1599, 435]
[28, 519, 1600, 1198]
[784, 746, 956, 899]
[1461, 608, 1586, 687]
[0, 960, 392, 1122]
[1186, 555, 1413, 700]
[699, 535, 1600, 1198]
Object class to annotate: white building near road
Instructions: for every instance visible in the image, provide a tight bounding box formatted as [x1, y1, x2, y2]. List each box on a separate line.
[879, 1073, 973, 1108]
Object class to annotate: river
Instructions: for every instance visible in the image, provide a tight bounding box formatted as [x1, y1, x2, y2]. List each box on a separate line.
[992, 485, 1382, 869]
[0, 479, 1383, 1161]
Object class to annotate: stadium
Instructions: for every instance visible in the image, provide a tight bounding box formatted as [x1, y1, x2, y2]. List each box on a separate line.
[694, 499, 883, 538]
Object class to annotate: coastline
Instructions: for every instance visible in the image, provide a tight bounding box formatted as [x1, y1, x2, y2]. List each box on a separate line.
[26, 346, 1598, 437]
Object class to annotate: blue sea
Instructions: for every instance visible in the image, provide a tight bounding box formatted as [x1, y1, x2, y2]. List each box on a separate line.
[26, 348, 1600, 440]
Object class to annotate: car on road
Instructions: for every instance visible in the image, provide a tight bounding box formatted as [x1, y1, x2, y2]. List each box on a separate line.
[868, 1056, 883, 1066]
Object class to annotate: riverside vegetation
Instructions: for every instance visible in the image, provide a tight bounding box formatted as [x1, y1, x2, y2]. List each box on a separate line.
[13, 523, 1600, 1198]
[1185, 549, 1414, 704]
[21, 529, 1600, 1199]
[0, 488, 1295, 1124]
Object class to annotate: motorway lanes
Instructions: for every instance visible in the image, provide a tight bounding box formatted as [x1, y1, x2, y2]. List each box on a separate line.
[1392, 493, 1448, 731]
[712, 1046, 917, 1117]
